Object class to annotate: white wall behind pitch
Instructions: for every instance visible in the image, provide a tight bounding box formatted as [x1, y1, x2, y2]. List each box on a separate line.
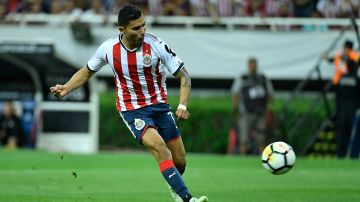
[0, 25, 357, 79]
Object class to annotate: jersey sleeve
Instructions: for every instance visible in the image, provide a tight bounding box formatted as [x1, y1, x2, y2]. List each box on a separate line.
[265, 76, 274, 96]
[87, 41, 108, 72]
[231, 76, 242, 95]
[153, 37, 184, 76]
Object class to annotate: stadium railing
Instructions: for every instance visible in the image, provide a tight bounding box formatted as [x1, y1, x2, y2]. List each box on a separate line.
[3, 14, 360, 31]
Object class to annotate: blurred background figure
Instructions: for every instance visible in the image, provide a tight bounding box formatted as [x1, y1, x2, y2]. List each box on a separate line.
[325, 40, 359, 86]
[337, 0, 359, 18]
[162, 0, 190, 16]
[350, 108, 360, 159]
[190, 0, 211, 16]
[265, 0, 293, 17]
[293, 0, 314, 17]
[334, 59, 360, 158]
[0, 1, 5, 20]
[148, 0, 162, 17]
[208, 0, 234, 18]
[231, 57, 274, 155]
[317, 0, 338, 18]
[0, 101, 26, 149]
[242, 0, 266, 17]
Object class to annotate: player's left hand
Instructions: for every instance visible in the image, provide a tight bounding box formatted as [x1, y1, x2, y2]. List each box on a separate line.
[176, 108, 190, 120]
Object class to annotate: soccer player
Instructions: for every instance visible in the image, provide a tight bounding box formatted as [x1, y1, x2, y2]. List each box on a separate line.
[50, 4, 208, 202]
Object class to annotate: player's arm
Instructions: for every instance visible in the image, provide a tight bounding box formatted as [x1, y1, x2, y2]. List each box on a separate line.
[230, 77, 241, 120]
[50, 67, 94, 98]
[175, 67, 191, 120]
[232, 92, 240, 112]
[265, 76, 274, 111]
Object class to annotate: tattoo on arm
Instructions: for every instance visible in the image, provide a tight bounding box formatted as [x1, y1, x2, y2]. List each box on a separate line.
[177, 68, 191, 88]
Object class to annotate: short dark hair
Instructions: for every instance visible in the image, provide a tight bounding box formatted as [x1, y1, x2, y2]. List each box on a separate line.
[344, 40, 353, 49]
[248, 57, 257, 64]
[118, 5, 142, 27]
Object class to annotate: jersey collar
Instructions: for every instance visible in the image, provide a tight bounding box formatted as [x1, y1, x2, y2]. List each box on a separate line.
[119, 34, 143, 52]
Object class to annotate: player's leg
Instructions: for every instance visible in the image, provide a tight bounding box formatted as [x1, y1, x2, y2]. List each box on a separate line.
[150, 110, 187, 201]
[255, 113, 266, 155]
[166, 137, 187, 202]
[120, 109, 191, 201]
[151, 104, 207, 202]
[121, 104, 207, 202]
[239, 113, 249, 154]
[336, 106, 348, 158]
[141, 127, 194, 202]
[152, 107, 187, 174]
[350, 109, 360, 158]
[167, 137, 186, 174]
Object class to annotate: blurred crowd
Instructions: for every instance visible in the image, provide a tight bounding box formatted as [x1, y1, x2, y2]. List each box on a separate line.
[0, 0, 360, 20]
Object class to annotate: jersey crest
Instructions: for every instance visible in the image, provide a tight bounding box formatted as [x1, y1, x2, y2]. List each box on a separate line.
[134, 118, 145, 130]
[143, 52, 152, 66]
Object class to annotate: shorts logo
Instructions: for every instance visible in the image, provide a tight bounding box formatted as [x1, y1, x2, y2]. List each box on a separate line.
[134, 118, 145, 130]
[143, 53, 152, 66]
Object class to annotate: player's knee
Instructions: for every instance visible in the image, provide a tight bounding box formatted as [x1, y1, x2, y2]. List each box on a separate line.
[151, 141, 172, 160]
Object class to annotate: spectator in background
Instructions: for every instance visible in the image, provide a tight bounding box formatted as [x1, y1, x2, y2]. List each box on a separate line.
[64, 0, 82, 15]
[209, 0, 234, 18]
[317, 0, 338, 18]
[86, 0, 105, 15]
[30, 0, 43, 14]
[0, 101, 25, 149]
[109, 0, 129, 15]
[266, 0, 293, 17]
[177, 0, 191, 16]
[334, 59, 360, 158]
[337, 0, 359, 18]
[231, 57, 274, 155]
[190, 0, 211, 16]
[162, 0, 190, 16]
[293, 0, 314, 17]
[5, 0, 23, 13]
[50, 0, 64, 14]
[162, 0, 178, 16]
[148, 0, 162, 17]
[233, 0, 245, 16]
[243, 0, 266, 17]
[0, 1, 5, 20]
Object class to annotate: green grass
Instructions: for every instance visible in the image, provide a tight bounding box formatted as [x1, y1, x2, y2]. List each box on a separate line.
[0, 150, 359, 202]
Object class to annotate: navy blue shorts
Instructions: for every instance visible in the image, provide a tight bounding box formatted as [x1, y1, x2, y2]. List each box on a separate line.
[119, 103, 181, 144]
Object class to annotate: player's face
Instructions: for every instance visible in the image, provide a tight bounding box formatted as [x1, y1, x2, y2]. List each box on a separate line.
[121, 15, 146, 47]
[3, 102, 13, 116]
[248, 60, 257, 75]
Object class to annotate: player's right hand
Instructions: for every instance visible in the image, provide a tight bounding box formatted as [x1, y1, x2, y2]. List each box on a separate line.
[50, 84, 68, 98]
[176, 108, 190, 120]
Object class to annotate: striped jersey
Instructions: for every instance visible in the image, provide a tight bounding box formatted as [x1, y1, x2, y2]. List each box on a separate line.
[87, 33, 184, 111]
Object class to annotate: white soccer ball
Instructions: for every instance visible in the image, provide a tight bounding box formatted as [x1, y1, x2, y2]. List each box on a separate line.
[261, 141, 296, 175]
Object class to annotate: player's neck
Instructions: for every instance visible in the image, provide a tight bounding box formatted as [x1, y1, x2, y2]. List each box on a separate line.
[121, 34, 138, 50]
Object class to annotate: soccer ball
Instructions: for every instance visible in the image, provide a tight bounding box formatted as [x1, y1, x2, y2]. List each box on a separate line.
[261, 141, 296, 175]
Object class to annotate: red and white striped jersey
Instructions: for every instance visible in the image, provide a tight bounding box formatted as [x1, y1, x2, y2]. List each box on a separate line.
[87, 33, 184, 111]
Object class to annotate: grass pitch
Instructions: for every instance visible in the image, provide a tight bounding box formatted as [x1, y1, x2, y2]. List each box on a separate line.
[0, 150, 359, 202]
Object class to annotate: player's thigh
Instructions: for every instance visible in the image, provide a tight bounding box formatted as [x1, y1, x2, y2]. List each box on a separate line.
[153, 111, 181, 143]
[142, 127, 171, 162]
[119, 110, 155, 143]
[166, 136, 186, 164]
